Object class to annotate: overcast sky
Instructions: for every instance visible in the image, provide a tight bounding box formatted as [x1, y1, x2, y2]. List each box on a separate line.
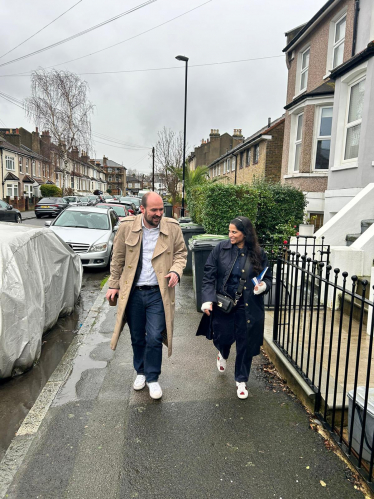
[1, 0, 325, 174]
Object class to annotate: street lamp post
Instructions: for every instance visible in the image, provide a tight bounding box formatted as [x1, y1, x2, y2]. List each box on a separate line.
[175, 55, 188, 217]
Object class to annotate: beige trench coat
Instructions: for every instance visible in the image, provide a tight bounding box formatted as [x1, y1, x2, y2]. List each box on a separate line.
[108, 214, 187, 356]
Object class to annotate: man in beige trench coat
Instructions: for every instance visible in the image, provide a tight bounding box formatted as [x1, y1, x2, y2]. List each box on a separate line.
[106, 192, 187, 399]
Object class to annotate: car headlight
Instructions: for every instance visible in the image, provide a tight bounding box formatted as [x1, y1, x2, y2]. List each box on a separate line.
[90, 243, 108, 252]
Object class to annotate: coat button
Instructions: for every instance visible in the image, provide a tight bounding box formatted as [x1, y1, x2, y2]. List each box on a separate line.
[242, 269, 245, 273]
[247, 320, 251, 324]
[241, 253, 244, 257]
[128, 265, 132, 269]
[244, 286, 247, 290]
[125, 281, 128, 284]
[246, 303, 248, 306]
[129, 249, 133, 252]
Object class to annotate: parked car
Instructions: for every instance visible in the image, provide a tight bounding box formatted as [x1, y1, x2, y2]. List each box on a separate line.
[96, 202, 129, 221]
[79, 196, 90, 206]
[63, 196, 81, 206]
[0, 200, 22, 223]
[46, 206, 120, 268]
[0, 223, 82, 378]
[35, 197, 68, 218]
[87, 195, 99, 205]
[120, 196, 141, 213]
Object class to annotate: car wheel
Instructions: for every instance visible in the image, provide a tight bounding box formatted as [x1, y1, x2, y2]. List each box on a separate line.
[16, 214, 22, 223]
[36, 214, 41, 219]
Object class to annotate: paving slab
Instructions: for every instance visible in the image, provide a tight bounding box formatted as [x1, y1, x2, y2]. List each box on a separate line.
[1, 277, 367, 499]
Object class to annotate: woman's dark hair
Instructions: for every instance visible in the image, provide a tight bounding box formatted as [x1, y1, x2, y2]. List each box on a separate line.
[230, 216, 262, 273]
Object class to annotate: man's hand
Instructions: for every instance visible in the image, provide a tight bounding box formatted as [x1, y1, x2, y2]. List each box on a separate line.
[106, 288, 119, 301]
[165, 272, 178, 288]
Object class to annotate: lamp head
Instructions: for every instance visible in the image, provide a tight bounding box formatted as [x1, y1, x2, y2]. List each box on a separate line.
[175, 55, 189, 62]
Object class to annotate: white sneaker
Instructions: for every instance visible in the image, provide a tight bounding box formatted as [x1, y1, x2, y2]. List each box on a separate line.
[236, 381, 248, 399]
[133, 374, 146, 391]
[147, 381, 162, 400]
[217, 352, 227, 373]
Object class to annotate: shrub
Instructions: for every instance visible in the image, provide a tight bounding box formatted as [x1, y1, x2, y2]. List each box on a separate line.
[253, 180, 306, 239]
[40, 184, 62, 198]
[200, 183, 259, 235]
[186, 185, 205, 225]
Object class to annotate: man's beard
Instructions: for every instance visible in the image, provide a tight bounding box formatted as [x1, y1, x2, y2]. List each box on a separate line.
[144, 211, 162, 227]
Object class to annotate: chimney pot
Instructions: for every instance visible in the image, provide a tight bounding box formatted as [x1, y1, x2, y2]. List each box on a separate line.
[268, 117, 271, 127]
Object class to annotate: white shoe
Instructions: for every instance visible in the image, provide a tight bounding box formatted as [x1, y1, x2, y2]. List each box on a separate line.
[217, 352, 226, 373]
[147, 381, 162, 400]
[133, 374, 146, 391]
[236, 381, 248, 399]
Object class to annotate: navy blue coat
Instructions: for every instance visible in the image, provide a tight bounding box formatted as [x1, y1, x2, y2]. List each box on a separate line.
[196, 239, 272, 357]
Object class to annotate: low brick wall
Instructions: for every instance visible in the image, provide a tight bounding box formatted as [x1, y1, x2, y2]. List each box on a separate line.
[3, 196, 38, 212]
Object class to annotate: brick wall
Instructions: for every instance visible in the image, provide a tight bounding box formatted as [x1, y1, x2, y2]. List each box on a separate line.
[265, 121, 285, 182]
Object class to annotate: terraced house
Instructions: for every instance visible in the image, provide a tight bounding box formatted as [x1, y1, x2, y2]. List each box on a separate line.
[207, 117, 284, 185]
[281, 0, 374, 226]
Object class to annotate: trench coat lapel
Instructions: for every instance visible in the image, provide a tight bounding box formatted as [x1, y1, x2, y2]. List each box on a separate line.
[125, 215, 142, 247]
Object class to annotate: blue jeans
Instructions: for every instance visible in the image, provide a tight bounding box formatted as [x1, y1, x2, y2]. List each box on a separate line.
[125, 287, 166, 383]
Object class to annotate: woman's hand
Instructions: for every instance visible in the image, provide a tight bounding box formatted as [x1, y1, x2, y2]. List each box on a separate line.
[201, 302, 213, 316]
[254, 282, 266, 295]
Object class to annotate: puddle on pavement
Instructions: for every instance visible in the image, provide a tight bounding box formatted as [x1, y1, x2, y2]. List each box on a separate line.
[0, 268, 108, 461]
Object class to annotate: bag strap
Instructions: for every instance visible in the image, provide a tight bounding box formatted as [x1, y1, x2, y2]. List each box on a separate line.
[234, 254, 251, 303]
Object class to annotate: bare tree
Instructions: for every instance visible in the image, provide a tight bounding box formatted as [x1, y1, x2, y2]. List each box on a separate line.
[154, 127, 185, 204]
[25, 68, 94, 194]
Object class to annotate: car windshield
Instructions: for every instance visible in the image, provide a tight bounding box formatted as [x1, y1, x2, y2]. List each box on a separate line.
[88, 196, 97, 200]
[54, 211, 110, 230]
[122, 197, 140, 206]
[40, 198, 63, 204]
[111, 206, 126, 217]
[64, 196, 76, 202]
[80, 197, 89, 202]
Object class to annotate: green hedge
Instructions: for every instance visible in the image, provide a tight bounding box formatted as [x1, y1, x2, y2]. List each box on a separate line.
[40, 184, 62, 198]
[186, 180, 306, 239]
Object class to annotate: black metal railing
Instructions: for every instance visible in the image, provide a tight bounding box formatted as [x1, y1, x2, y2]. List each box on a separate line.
[273, 250, 374, 487]
[259, 235, 330, 309]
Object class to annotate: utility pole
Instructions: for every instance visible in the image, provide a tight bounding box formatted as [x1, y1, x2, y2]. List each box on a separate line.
[152, 146, 155, 191]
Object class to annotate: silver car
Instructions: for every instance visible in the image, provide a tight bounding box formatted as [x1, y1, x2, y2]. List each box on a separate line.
[46, 206, 119, 268]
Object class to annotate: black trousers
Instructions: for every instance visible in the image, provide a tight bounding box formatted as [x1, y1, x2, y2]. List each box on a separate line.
[212, 301, 253, 383]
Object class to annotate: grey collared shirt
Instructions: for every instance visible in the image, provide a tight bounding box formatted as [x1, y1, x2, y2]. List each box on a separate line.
[136, 216, 160, 286]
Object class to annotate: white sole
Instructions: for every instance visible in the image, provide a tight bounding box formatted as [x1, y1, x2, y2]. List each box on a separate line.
[133, 383, 145, 391]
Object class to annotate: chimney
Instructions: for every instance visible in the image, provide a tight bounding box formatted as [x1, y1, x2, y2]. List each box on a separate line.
[209, 128, 220, 139]
[40, 130, 52, 158]
[3, 128, 21, 147]
[232, 128, 244, 146]
[80, 150, 89, 163]
[32, 127, 40, 154]
[103, 155, 108, 166]
[70, 146, 79, 160]
[268, 117, 271, 128]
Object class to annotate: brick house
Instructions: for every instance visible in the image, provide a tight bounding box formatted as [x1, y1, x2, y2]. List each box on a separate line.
[280, 0, 367, 226]
[207, 116, 285, 185]
[95, 157, 126, 195]
[187, 129, 244, 171]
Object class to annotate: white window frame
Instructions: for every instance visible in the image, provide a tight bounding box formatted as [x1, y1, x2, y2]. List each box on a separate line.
[246, 149, 251, 166]
[218, 163, 221, 176]
[24, 184, 33, 198]
[254, 145, 260, 164]
[5, 155, 15, 171]
[19, 156, 23, 173]
[324, 8, 348, 77]
[25, 158, 29, 174]
[227, 157, 231, 172]
[311, 105, 334, 172]
[293, 113, 304, 172]
[6, 182, 18, 199]
[342, 75, 366, 164]
[332, 13, 346, 69]
[299, 47, 310, 93]
[231, 157, 235, 172]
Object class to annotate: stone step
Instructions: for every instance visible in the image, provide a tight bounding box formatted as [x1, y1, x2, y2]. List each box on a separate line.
[346, 233, 361, 246]
[361, 219, 374, 234]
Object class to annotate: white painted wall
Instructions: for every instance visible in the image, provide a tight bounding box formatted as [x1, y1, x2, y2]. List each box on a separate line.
[314, 183, 374, 246]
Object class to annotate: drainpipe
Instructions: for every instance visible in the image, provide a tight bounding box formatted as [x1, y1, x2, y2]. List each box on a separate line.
[234, 154, 238, 185]
[352, 0, 360, 57]
[0, 148, 4, 199]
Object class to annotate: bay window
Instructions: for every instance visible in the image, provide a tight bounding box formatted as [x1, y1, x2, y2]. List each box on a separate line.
[315, 107, 333, 169]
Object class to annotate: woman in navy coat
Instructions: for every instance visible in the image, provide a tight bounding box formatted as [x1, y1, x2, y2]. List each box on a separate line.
[197, 216, 272, 399]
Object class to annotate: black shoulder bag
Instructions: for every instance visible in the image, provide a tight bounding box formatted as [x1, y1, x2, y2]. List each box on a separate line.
[216, 254, 251, 314]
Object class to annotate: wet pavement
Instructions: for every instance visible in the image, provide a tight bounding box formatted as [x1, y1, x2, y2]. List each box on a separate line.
[0, 267, 108, 461]
[1, 277, 368, 498]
